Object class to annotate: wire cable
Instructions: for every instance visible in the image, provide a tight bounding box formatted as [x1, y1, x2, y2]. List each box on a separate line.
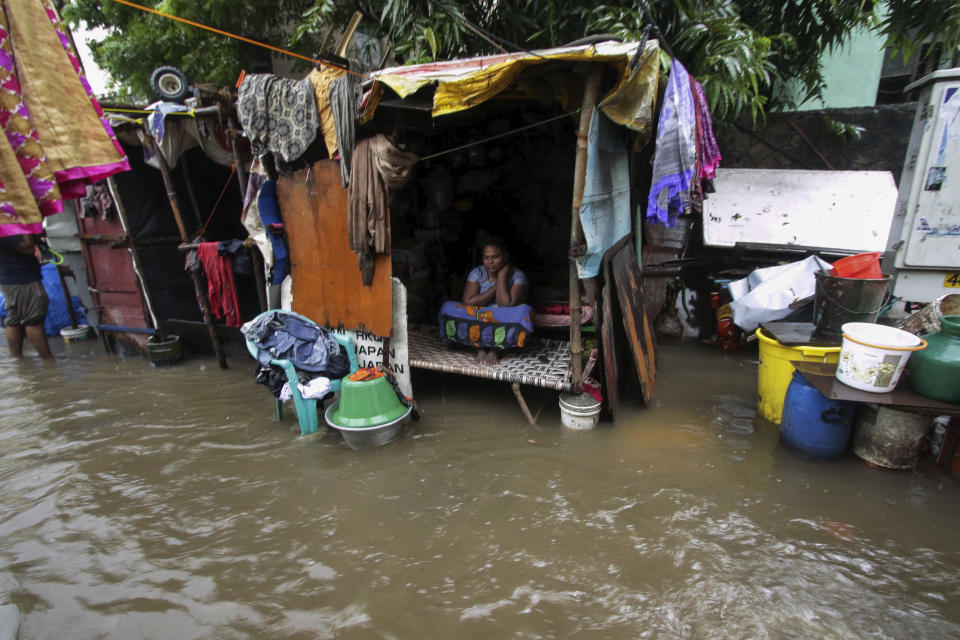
[107, 0, 363, 77]
[428, 0, 549, 61]
[419, 107, 586, 162]
[196, 164, 237, 238]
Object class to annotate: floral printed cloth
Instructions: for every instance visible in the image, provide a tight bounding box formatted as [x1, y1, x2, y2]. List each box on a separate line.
[237, 73, 319, 162]
[438, 301, 534, 350]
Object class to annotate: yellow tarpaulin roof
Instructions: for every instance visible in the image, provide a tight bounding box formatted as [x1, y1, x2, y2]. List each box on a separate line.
[364, 40, 660, 140]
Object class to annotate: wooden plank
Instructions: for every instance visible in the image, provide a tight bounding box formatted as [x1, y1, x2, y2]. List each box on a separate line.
[611, 243, 656, 406]
[599, 257, 620, 420]
[760, 322, 841, 347]
[277, 160, 392, 336]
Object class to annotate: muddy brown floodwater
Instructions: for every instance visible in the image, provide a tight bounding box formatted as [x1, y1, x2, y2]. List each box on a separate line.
[0, 338, 958, 639]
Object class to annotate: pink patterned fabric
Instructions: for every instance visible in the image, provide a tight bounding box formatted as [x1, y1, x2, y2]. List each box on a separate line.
[0, 9, 61, 223]
[690, 79, 721, 180]
[0, 0, 129, 237]
[42, 1, 129, 184]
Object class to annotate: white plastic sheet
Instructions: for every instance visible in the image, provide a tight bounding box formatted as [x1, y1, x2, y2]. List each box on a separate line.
[729, 256, 833, 331]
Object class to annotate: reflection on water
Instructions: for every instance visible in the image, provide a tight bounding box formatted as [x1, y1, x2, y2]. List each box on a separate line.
[0, 340, 958, 638]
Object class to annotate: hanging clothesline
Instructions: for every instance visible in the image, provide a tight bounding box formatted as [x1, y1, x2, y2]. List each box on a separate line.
[107, 0, 363, 77]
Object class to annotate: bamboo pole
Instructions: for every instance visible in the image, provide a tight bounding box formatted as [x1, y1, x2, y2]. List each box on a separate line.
[228, 117, 248, 202]
[143, 131, 228, 369]
[227, 118, 265, 313]
[568, 66, 603, 394]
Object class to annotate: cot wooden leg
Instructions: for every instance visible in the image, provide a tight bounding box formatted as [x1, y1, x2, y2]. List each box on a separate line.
[511, 382, 538, 427]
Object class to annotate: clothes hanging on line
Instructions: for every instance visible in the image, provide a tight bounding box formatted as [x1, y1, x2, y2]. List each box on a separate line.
[329, 72, 362, 188]
[197, 241, 242, 328]
[307, 66, 346, 160]
[217, 238, 252, 276]
[256, 180, 288, 286]
[348, 134, 418, 285]
[646, 58, 697, 227]
[691, 79, 721, 181]
[236, 73, 319, 162]
[141, 102, 236, 170]
[0, 0, 129, 237]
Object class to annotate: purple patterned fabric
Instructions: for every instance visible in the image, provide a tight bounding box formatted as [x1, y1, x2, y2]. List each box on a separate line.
[646, 59, 697, 227]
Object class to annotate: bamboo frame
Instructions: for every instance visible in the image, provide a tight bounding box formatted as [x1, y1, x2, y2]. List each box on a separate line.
[142, 129, 228, 369]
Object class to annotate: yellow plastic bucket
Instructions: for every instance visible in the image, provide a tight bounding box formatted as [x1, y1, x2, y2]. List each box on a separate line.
[755, 328, 841, 424]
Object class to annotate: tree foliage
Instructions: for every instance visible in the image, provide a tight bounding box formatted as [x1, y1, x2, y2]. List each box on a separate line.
[62, 0, 314, 100]
[64, 0, 960, 117]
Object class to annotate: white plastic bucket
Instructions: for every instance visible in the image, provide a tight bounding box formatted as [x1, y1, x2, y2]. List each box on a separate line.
[60, 324, 90, 342]
[836, 322, 927, 393]
[559, 392, 601, 430]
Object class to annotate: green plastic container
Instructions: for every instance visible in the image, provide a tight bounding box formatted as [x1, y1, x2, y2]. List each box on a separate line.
[331, 376, 407, 428]
[909, 315, 960, 403]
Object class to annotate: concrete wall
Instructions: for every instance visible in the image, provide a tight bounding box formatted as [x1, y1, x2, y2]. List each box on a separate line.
[714, 103, 917, 180]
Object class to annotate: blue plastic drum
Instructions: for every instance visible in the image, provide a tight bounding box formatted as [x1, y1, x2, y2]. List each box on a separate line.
[780, 372, 857, 460]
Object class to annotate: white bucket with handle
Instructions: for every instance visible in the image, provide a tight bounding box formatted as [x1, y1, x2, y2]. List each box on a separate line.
[559, 392, 601, 430]
[836, 322, 926, 393]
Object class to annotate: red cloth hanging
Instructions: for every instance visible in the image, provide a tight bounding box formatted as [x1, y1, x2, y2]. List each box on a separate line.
[197, 242, 241, 328]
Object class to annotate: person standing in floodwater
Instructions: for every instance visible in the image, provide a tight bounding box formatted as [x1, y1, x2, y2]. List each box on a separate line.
[0, 234, 52, 358]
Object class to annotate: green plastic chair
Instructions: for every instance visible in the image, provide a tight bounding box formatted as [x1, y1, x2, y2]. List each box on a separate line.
[245, 310, 358, 435]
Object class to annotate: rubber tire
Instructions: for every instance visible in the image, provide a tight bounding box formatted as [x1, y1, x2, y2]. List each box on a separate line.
[150, 65, 190, 102]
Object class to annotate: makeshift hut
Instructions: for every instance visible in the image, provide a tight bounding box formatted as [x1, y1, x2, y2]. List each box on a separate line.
[66, 105, 262, 363]
[64, 34, 720, 425]
[233, 38, 692, 423]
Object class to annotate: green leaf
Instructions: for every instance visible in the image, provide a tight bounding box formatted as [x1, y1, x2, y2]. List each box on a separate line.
[424, 26, 438, 58]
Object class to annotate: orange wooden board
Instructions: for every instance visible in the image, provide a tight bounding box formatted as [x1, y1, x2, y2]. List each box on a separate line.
[277, 160, 392, 336]
[611, 242, 657, 406]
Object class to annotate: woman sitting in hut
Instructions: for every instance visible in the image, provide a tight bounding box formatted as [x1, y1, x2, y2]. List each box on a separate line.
[438, 237, 533, 365]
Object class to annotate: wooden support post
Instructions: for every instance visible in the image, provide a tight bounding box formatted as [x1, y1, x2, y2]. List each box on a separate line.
[55, 264, 78, 329]
[511, 382, 538, 427]
[143, 131, 228, 369]
[568, 66, 603, 394]
[228, 117, 248, 203]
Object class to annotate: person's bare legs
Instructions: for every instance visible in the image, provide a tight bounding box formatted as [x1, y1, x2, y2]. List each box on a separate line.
[5, 325, 24, 358]
[482, 349, 499, 365]
[474, 348, 487, 364]
[24, 324, 53, 359]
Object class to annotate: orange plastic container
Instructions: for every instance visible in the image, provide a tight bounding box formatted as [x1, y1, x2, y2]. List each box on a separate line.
[831, 252, 882, 279]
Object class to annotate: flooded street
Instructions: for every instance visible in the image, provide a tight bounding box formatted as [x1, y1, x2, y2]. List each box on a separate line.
[0, 339, 958, 639]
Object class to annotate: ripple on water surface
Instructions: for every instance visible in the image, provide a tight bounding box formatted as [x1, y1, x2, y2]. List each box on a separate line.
[0, 342, 957, 638]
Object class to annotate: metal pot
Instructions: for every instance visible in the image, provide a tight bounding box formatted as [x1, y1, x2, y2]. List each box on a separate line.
[325, 401, 412, 450]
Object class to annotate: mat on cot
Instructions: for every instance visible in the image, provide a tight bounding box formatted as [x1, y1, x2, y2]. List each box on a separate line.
[407, 326, 574, 391]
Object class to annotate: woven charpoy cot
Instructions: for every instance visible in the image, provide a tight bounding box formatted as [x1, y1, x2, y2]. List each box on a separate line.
[407, 326, 574, 423]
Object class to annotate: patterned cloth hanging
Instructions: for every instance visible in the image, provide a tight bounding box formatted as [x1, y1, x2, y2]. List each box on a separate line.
[646, 59, 697, 227]
[236, 73, 319, 162]
[0, 0, 129, 237]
